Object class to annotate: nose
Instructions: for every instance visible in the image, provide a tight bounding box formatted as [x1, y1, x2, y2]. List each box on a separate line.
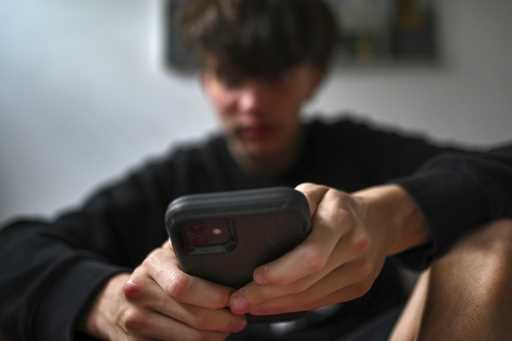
[237, 83, 270, 116]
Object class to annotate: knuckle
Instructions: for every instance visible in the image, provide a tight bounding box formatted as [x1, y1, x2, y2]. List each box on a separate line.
[144, 248, 159, 263]
[141, 250, 160, 271]
[323, 188, 340, 206]
[166, 271, 191, 298]
[338, 191, 356, 208]
[327, 188, 348, 204]
[295, 182, 316, 190]
[325, 201, 355, 228]
[296, 183, 329, 201]
[301, 246, 327, 273]
[333, 193, 358, 218]
[121, 308, 146, 332]
[330, 206, 353, 228]
[352, 233, 370, 253]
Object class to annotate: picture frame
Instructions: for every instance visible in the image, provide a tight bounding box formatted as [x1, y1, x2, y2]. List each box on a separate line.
[162, 0, 439, 74]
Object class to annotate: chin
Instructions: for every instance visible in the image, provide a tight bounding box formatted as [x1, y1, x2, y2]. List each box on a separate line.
[229, 133, 288, 162]
[242, 140, 282, 158]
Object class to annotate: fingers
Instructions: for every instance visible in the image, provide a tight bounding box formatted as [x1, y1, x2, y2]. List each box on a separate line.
[125, 267, 246, 334]
[90, 242, 245, 341]
[247, 258, 380, 315]
[142, 245, 234, 309]
[231, 228, 370, 310]
[252, 186, 355, 286]
[250, 282, 374, 316]
[118, 305, 230, 341]
[295, 182, 329, 217]
[229, 183, 380, 316]
[121, 243, 247, 339]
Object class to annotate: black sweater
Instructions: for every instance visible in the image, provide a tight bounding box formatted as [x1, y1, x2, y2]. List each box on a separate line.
[1, 117, 511, 341]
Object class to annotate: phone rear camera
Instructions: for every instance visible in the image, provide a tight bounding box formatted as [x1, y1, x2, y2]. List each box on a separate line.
[184, 221, 233, 248]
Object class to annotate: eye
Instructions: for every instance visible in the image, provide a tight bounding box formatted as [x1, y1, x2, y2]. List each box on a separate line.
[219, 74, 245, 89]
[266, 73, 291, 88]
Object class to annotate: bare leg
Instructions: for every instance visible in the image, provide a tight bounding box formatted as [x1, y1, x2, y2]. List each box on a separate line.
[390, 219, 512, 341]
[389, 270, 429, 341]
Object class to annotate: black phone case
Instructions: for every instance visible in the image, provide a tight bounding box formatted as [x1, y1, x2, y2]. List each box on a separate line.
[165, 187, 311, 288]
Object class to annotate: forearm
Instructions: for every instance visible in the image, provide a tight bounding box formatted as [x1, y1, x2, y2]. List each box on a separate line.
[79, 273, 131, 339]
[0, 221, 127, 341]
[353, 184, 430, 256]
[393, 148, 512, 269]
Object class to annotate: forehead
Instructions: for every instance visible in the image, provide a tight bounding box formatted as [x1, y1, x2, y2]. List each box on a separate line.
[202, 56, 320, 85]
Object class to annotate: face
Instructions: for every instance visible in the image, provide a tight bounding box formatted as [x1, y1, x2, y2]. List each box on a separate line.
[202, 64, 321, 163]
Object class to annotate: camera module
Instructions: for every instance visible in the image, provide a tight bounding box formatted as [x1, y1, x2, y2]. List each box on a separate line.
[183, 219, 236, 254]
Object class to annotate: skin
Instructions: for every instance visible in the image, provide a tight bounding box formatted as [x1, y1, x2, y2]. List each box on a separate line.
[83, 64, 431, 340]
[201, 63, 321, 174]
[390, 219, 512, 341]
[84, 245, 246, 340]
[229, 183, 428, 316]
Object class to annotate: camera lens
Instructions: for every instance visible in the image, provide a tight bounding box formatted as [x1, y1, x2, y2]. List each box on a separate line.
[184, 220, 232, 248]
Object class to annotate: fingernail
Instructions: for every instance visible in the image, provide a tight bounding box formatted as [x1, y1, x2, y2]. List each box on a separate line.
[230, 293, 249, 315]
[253, 267, 267, 285]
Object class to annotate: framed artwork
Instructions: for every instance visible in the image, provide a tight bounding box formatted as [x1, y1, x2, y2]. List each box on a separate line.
[163, 0, 439, 74]
[163, 0, 198, 74]
[328, 0, 438, 64]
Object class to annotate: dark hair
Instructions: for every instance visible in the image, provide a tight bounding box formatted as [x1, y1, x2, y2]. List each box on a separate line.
[179, 0, 338, 83]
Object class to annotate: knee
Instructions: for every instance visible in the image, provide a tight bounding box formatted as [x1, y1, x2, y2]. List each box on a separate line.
[455, 219, 512, 300]
[463, 219, 512, 258]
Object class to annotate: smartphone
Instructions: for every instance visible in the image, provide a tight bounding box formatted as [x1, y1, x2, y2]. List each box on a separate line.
[165, 187, 311, 289]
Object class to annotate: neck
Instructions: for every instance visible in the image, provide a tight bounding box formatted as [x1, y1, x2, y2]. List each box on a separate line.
[229, 127, 304, 177]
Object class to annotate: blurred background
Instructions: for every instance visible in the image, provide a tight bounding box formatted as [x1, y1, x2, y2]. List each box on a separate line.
[1, 0, 511, 225]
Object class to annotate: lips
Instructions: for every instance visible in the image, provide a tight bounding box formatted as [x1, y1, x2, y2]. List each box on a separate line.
[237, 124, 274, 141]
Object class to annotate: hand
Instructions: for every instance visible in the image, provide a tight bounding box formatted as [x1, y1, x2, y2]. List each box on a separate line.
[83, 241, 247, 341]
[229, 183, 428, 316]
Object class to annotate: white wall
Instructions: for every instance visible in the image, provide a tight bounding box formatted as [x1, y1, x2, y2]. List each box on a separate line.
[313, 0, 512, 143]
[1, 0, 511, 224]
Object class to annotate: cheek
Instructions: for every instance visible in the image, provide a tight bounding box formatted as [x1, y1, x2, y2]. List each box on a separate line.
[272, 83, 307, 113]
[211, 92, 238, 119]
[204, 78, 238, 115]
[212, 97, 239, 128]
[271, 94, 303, 125]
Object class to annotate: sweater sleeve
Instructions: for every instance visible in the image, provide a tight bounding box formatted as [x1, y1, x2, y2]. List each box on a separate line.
[0, 148, 195, 341]
[393, 144, 512, 270]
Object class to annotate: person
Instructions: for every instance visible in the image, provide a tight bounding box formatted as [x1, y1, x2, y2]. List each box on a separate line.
[0, 1, 511, 340]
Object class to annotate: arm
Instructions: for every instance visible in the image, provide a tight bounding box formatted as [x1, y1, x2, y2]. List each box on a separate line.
[229, 183, 426, 315]
[327, 119, 512, 267]
[83, 241, 245, 340]
[0, 147, 244, 340]
[394, 144, 512, 269]
[229, 144, 512, 316]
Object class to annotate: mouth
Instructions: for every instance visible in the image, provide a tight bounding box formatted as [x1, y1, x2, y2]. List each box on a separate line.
[236, 124, 275, 142]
